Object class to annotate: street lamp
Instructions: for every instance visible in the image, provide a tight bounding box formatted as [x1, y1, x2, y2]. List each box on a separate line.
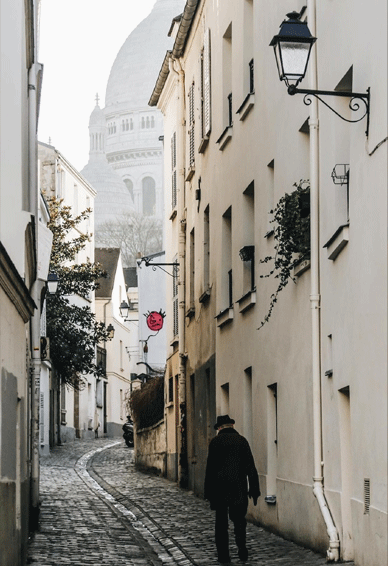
[270, 10, 316, 88]
[47, 272, 59, 294]
[270, 9, 370, 135]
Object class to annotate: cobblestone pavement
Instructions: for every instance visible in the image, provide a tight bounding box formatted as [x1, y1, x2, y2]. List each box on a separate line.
[27, 439, 353, 566]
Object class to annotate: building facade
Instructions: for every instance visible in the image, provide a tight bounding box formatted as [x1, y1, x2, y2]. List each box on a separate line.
[95, 248, 139, 436]
[150, 1, 387, 565]
[0, 0, 51, 564]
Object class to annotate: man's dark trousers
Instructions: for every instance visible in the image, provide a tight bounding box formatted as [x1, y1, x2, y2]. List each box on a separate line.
[215, 499, 248, 560]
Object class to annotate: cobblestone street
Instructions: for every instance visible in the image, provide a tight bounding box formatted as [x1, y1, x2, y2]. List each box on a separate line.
[27, 439, 352, 566]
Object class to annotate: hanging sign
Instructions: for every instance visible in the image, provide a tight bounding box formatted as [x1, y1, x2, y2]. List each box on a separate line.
[145, 310, 166, 331]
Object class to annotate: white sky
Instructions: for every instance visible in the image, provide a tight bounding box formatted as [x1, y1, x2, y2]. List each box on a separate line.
[38, 0, 157, 172]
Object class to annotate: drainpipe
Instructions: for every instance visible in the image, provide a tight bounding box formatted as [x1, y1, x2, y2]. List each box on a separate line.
[308, 0, 340, 561]
[29, 60, 42, 528]
[170, 56, 188, 487]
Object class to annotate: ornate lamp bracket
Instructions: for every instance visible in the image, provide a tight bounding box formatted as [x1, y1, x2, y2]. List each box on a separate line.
[288, 85, 370, 136]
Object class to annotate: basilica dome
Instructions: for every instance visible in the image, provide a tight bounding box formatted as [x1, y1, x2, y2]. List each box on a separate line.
[105, 0, 185, 111]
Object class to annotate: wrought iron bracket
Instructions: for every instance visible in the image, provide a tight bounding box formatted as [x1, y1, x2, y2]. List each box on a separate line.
[138, 256, 179, 278]
[288, 85, 370, 137]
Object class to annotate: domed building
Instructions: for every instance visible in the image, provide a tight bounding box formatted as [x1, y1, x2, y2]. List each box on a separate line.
[81, 0, 185, 227]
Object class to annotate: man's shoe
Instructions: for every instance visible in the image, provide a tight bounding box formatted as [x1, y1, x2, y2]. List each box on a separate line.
[238, 547, 248, 562]
[217, 555, 231, 564]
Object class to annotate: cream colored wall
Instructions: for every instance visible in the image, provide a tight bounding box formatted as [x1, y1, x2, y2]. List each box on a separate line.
[159, 0, 387, 563]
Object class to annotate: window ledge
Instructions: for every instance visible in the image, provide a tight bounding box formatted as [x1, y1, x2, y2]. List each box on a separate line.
[169, 208, 177, 221]
[198, 136, 209, 154]
[236, 289, 256, 313]
[293, 258, 311, 277]
[216, 125, 233, 150]
[323, 224, 349, 260]
[185, 306, 195, 319]
[199, 288, 211, 304]
[236, 92, 255, 121]
[170, 337, 179, 347]
[264, 229, 274, 239]
[166, 402, 174, 409]
[215, 306, 234, 327]
[186, 165, 195, 182]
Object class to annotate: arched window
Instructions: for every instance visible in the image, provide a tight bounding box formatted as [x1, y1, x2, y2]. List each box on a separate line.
[126, 120, 129, 131]
[130, 118, 133, 130]
[142, 177, 156, 216]
[146, 117, 150, 128]
[113, 123, 116, 133]
[151, 116, 155, 128]
[141, 117, 145, 129]
[124, 179, 134, 200]
[90, 134, 94, 151]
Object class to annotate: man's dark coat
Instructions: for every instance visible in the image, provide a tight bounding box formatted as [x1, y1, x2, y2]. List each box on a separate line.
[204, 428, 260, 508]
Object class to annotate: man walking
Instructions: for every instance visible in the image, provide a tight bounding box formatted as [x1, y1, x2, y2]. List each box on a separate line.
[204, 415, 260, 564]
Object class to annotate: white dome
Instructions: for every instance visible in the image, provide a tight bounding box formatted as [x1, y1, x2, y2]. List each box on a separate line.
[105, 0, 185, 111]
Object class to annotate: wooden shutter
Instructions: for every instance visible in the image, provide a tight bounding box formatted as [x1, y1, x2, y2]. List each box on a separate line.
[203, 28, 211, 137]
[171, 132, 177, 208]
[188, 83, 195, 167]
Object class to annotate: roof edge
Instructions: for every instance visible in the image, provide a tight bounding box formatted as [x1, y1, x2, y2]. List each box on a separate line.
[149, 0, 200, 107]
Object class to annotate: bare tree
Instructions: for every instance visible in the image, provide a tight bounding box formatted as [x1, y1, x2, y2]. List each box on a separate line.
[95, 211, 163, 267]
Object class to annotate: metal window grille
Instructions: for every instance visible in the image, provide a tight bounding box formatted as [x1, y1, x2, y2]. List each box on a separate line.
[228, 269, 233, 307]
[364, 478, 371, 514]
[228, 93, 233, 126]
[249, 59, 254, 93]
[97, 346, 107, 375]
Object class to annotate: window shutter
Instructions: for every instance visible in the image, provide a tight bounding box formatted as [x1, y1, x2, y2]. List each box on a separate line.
[188, 83, 195, 167]
[203, 28, 211, 137]
[173, 259, 179, 336]
[171, 132, 177, 208]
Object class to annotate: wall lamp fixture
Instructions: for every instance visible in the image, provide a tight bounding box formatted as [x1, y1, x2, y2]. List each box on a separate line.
[47, 272, 59, 294]
[270, 9, 370, 135]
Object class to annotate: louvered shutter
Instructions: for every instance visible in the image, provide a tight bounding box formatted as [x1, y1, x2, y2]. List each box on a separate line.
[173, 262, 179, 336]
[188, 83, 195, 167]
[203, 28, 211, 137]
[171, 132, 177, 208]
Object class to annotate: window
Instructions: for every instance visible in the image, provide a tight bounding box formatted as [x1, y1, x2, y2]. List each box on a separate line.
[171, 132, 177, 209]
[168, 377, 174, 403]
[267, 383, 278, 497]
[190, 229, 195, 308]
[244, 367, 253, 446]
[151, 116, 155, 128]
[223, 24, 232, 128]
[142, 177, 156, 216]
[203, 206, 210, 291]
[130, 118, 133, 130]
[141, 117, 145, 128]
[220, 382, 230, 414]
[242, 182, 255, 293]
[222, 206, 232, 309]
[173, 257, 179, 337]
[146, 117, 150, 128]
[243, 0, 254, 95]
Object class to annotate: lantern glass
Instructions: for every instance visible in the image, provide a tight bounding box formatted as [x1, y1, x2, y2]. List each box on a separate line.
[119, 300, 130, 319]
[278, 41, 312, 85]
[47, 272, 59, 294]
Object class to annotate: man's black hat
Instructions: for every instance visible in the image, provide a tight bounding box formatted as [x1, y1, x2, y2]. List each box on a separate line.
[214, 414, 235, 430]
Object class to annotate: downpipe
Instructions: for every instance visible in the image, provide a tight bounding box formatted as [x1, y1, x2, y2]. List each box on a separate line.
[308, 0, 340, 561]
[29, 61, 41, 528]
[170, 56, 188, 487]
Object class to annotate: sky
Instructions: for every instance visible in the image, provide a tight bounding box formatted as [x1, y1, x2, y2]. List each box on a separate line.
[38, 0, 157, 172]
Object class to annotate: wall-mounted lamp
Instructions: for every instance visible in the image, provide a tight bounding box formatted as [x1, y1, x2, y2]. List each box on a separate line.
[47, 272, 59, 294]
[239, 245, 255, 262]
[331, 164, 349, 186]
[270, 10, 370, 135]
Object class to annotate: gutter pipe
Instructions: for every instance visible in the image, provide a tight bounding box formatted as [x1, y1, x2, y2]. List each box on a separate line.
[308, 0, 340, 561]
[29, 60, 42, 527]
[169, 56, 188, 487]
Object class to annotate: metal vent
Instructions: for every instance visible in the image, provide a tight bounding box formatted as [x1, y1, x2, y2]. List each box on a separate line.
[364, 478, 370, 514]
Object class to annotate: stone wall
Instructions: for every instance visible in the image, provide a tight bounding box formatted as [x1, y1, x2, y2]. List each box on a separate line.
[134, 419, 166, 476]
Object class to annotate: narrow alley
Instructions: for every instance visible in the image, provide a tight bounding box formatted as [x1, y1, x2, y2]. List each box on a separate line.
[27, 439, 351, 566]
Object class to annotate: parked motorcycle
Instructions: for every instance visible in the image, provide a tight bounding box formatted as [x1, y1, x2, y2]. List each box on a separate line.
[122, 416, 134, 448]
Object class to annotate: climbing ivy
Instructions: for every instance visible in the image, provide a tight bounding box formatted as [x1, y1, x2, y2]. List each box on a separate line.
[258, 180, 310, 328]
